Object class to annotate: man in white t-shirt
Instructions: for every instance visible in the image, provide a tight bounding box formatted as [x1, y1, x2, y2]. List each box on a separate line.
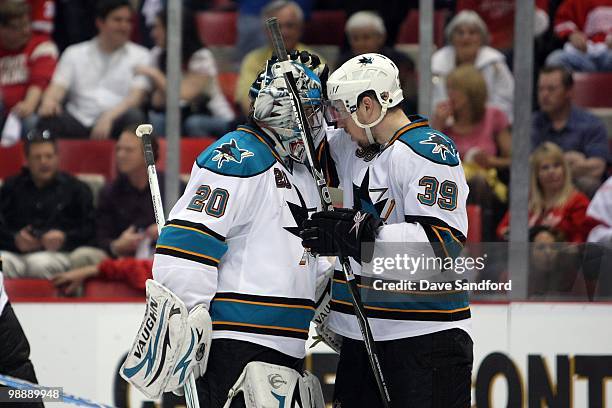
[38, 0, 150, 139]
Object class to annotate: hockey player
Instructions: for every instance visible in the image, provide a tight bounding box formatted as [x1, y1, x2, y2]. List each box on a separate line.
[121, 61, 327, 407]
[300, 53, 474, 407]
[0, 257, 44, 408]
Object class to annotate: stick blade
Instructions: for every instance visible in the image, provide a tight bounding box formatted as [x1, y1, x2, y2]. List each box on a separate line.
[135, 124, 153, 138]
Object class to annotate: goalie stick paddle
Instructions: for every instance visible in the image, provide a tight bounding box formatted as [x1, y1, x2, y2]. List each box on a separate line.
[133, 124, 201, 408]
[0, 373, 115, 407]
[265, 17, 392, 408]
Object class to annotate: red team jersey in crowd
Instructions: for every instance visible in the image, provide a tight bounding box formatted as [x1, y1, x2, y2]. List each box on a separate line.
[0, 34, 57, 112]
[28, 0, 55, 35]
[554, 0, 612, 42]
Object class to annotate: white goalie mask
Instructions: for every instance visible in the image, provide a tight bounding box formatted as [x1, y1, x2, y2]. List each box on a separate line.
[325, 53, 403, 144]
[253, 61, 324, 163]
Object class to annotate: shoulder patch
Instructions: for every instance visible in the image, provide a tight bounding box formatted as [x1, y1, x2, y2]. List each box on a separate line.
[398, 127, 460, 166]
[196, 130, 275, 177]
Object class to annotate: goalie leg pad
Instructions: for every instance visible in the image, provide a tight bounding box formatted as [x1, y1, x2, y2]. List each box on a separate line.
[120, 279, 212, 399]
[223, 361, 325, 408]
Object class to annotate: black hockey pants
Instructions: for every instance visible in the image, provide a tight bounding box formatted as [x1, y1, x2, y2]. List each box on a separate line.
[333, 328, 473, 408]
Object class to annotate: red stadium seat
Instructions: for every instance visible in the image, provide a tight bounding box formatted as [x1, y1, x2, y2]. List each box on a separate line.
[196, 12, 237, 46]
[4, 279, 59, 298]
[573, 73, 612, 109]
[396, 9, 449, 48]
[0, 142, 25, 180]
[83, 279, 144, 298]
[466, 204, 482, 243]
[303, 10, 346, 45]
[218, 71, 239, 107]
[57, 139, 115, 179]
[181, 138, 215, 173]
[155, 138, 216, 174]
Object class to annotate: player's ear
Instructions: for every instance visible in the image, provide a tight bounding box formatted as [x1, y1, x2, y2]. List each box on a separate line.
[361, 95, 379, 118]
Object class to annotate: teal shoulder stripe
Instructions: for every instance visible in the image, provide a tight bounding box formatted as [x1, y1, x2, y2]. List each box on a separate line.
[398, 126, 460, 166]
[196, 129, 275, 177]
[157, 225, 228, 261]
[210, 299, 314, 331]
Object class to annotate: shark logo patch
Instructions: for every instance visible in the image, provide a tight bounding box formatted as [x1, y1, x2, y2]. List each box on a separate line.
[358, 56, 373, 66]
[419, 132, 457, 161]
[212, 139, 254, 168]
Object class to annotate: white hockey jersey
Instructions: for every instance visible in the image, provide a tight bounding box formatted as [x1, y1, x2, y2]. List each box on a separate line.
[319, 116, 472, 341]
[153, 125, 324, 359]
[0, 257, 7, 315]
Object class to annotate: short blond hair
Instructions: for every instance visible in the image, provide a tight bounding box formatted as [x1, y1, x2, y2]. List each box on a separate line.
[446, 65, 487, 123]
[529, 142, 574, 215]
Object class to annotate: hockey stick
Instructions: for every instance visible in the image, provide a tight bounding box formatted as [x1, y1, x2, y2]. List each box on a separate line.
[0, 373, 116, 407]
[265, 18, 392, 408]
[134, 124, 200, 408]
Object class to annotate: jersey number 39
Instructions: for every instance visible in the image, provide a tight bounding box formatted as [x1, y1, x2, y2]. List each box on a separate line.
[187, 184, 229, 217]
[417, 176, 457, 211]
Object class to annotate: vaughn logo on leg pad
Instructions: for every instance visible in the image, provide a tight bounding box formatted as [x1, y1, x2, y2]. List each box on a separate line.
[120, 280, 212, 399]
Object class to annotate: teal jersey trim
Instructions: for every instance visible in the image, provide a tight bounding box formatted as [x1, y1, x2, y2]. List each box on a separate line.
[157, 224, 228, 263]
[332, 280, 469, 312]
[196, 127, 276, 177]
[210, 299, 315, 335]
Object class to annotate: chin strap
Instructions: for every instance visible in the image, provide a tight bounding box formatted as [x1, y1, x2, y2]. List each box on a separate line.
[352, 101, 389, 145]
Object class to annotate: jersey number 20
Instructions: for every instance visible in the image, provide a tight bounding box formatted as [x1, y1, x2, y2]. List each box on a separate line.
[187, 184, 229, 217]
[417, 176, 457, 211]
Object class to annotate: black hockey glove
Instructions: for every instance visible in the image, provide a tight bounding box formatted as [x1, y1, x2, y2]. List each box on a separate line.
[300, 208, 382, 262]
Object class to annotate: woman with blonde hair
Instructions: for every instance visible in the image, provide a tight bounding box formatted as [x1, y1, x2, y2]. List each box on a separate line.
[432, 64, 511, 241]
[497, 142, 597, 243]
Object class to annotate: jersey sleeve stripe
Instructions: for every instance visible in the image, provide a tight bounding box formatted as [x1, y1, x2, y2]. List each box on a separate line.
[405, 214, 466, 260]
[166, 219, 226, 242]
[155, 246, 220, 267]
[157, 224, 228, 262]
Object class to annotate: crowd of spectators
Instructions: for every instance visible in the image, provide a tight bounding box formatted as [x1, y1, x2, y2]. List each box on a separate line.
[1, 0, 611, 298]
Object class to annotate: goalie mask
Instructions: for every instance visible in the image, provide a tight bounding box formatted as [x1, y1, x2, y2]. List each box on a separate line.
[252, 61, 324, 163]
[325, 53, 403, 145]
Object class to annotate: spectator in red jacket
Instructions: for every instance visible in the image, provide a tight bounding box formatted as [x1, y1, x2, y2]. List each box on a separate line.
[546, 0, 612, 72]
[497, 142, 598, 242]
[0, 1, 57, 139]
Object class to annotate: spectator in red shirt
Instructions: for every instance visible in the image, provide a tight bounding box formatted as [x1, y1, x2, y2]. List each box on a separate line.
[0, 1, 57, 137]
[497, 142, 598, 243]
[546, 0, 612, 72]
